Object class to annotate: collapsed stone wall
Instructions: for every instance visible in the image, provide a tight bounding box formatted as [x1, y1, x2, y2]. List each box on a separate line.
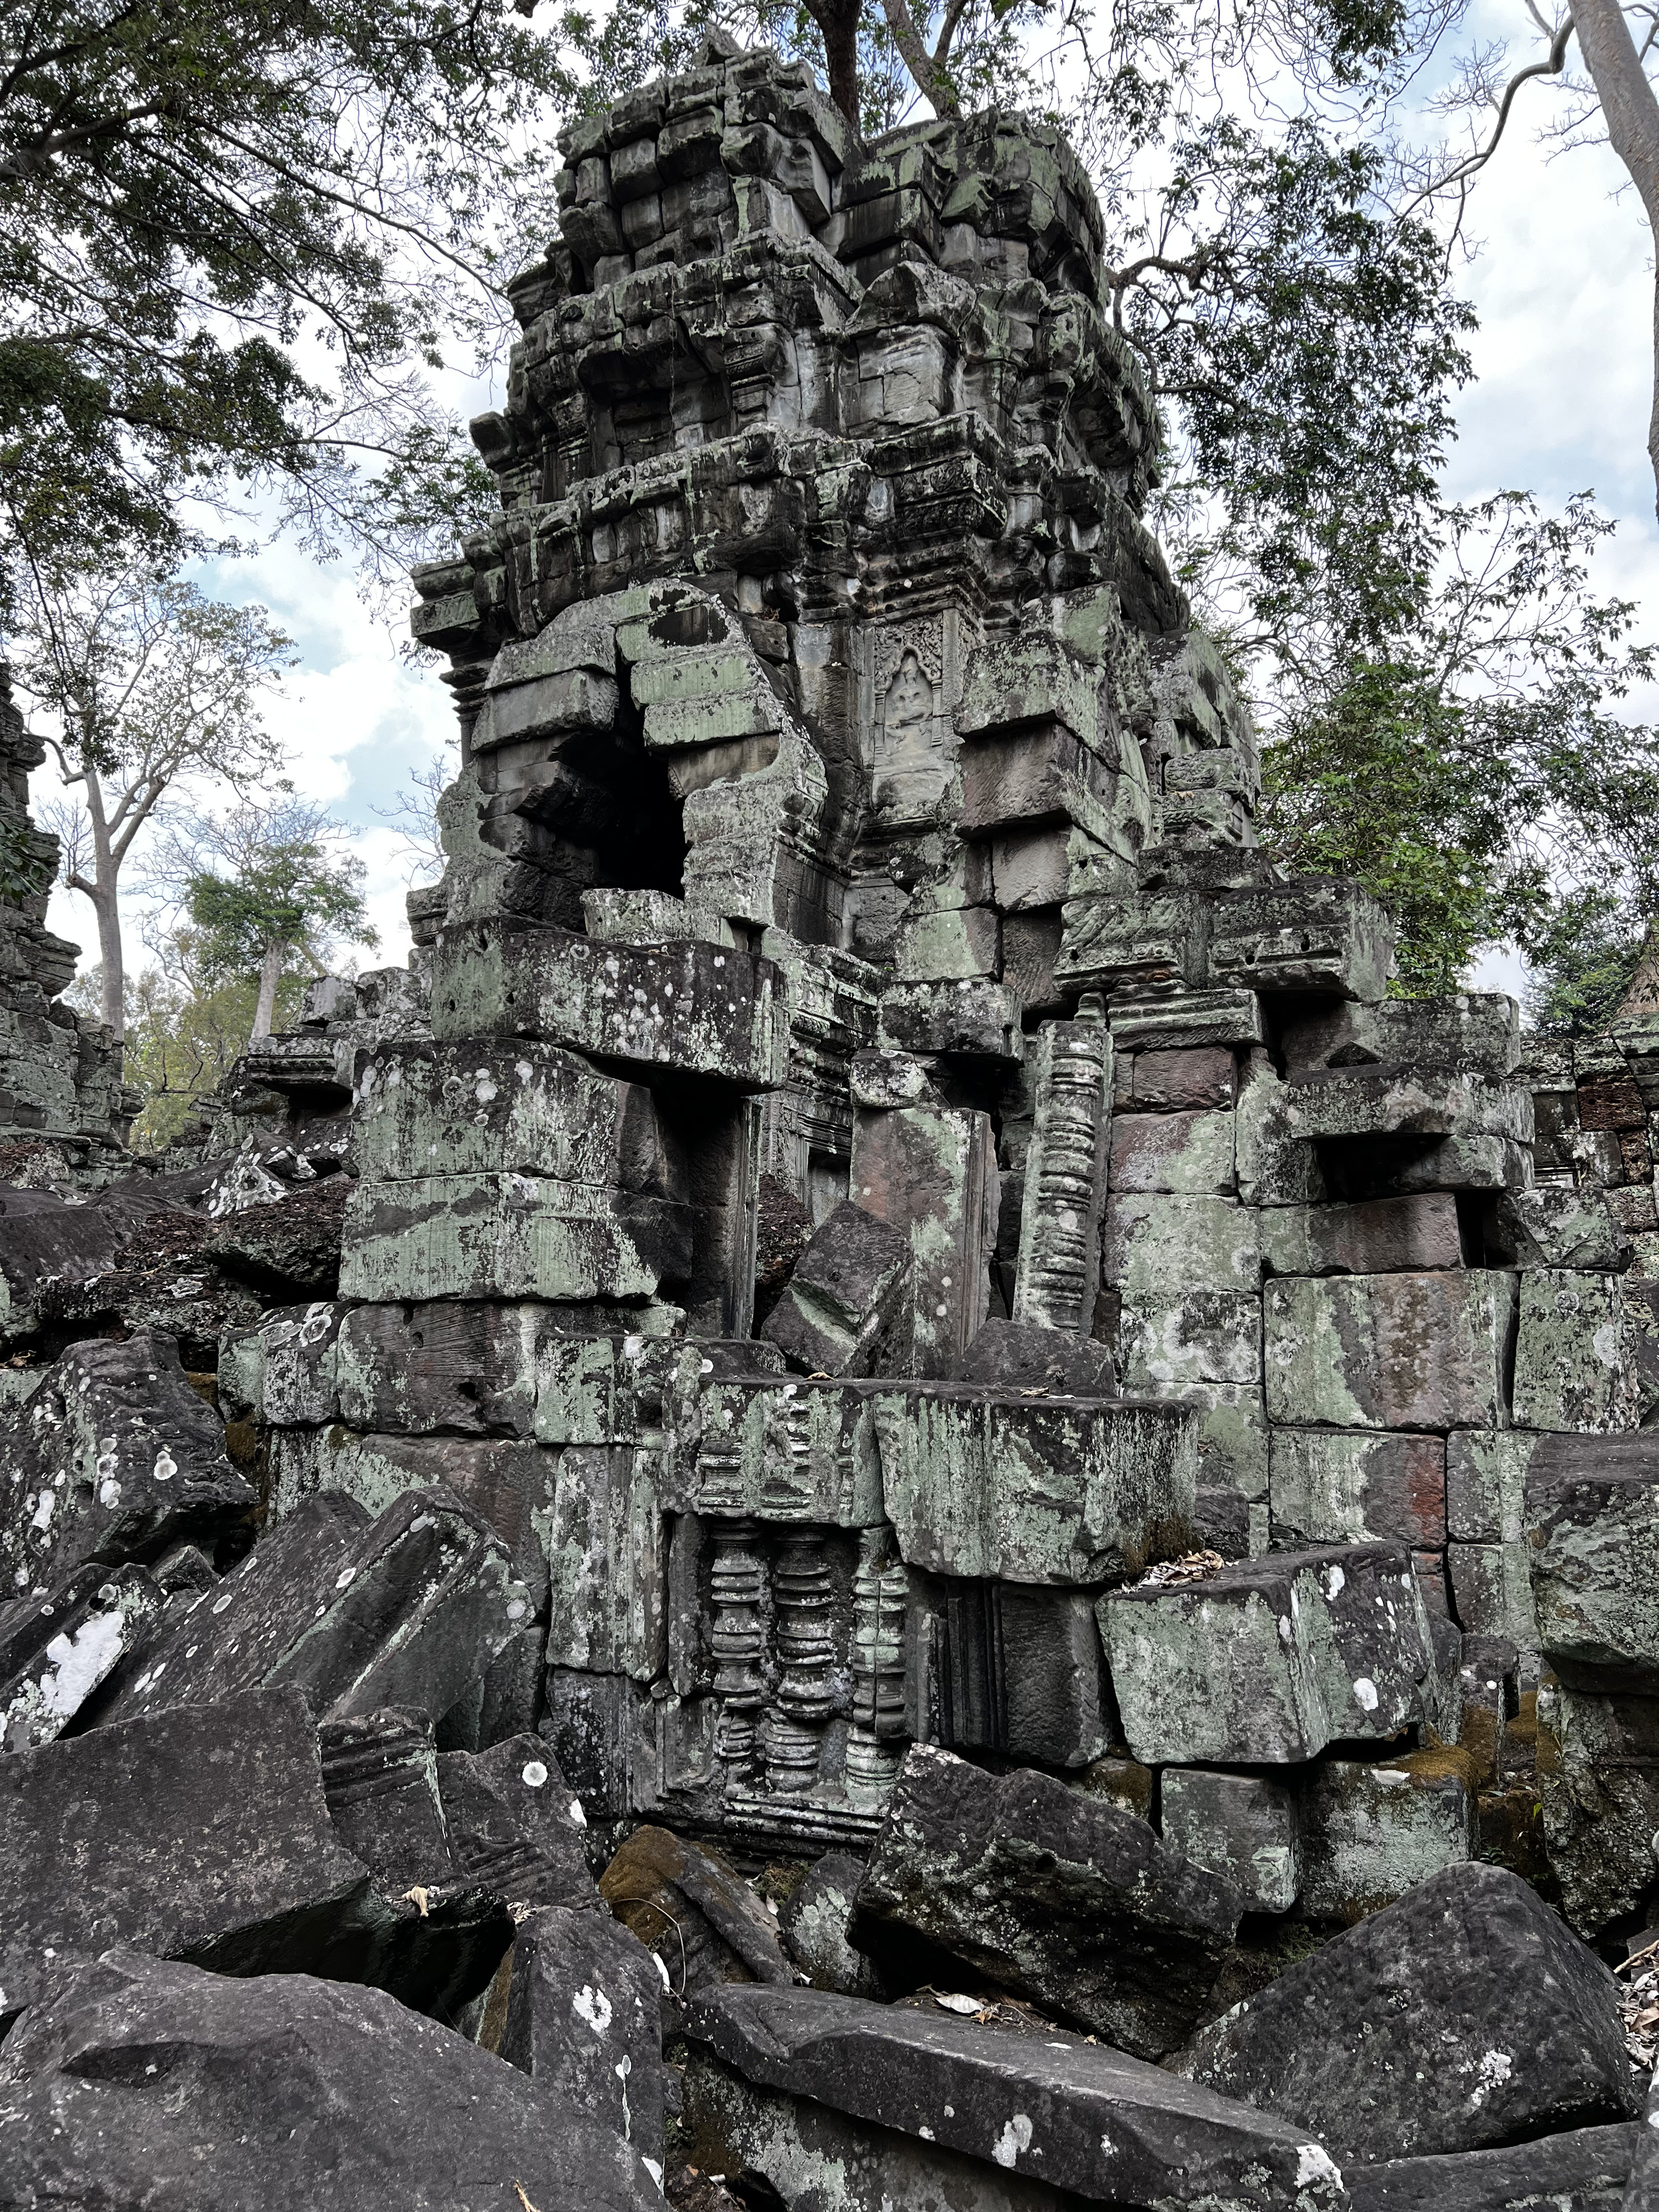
[6, 38, 1659, 2209]
[0, 663, 134, 1173]
[188, 33, 1656, 1945]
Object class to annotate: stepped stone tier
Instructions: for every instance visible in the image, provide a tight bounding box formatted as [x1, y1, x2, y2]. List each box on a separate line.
[0, 663, 134, 1170]
[220, 40, 1659, 1912]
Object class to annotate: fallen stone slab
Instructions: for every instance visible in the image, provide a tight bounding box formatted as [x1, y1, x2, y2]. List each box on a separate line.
[1345, 2124, 1635, 2212]
[760, 1199, 912, 1375]
[1616, 2067, 1659, 2212]
[601, 1824, 792, 2007]
[0, 1329, 254, 1593]
[0, 1687, 377, 2017]
[684, 1983, 1348, 2211]
[1182, 1862, 1635, 2161]
[1535, 1677, 1659, 1938]
[436, 1732, 598, 1911]
[853, 1746, 1241, 2058]
[779, 1850, 884, 1997]
[0, 1947, 659, 2211]
[319, 1707, 454, 1892]
[0, 1559, 165, 1750]
[100, 1486, 533, 1729]
[954, 1318, 1118, 1397]
[502, 1903, 666, 2170]
[1099, 1543, 1437, 1765]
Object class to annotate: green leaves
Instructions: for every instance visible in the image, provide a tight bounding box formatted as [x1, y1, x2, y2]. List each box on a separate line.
[1259, 494, 1659, 999]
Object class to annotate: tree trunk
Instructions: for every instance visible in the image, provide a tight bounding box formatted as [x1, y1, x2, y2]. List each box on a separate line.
[82, 771, 124, 1039]
[251, 938, 284, 1042]
[808, 0, 862, 127]
[1571, 0, 1659, 516]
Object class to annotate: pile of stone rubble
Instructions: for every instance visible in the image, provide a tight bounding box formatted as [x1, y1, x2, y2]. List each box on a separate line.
[6, 34, 1659, 2209]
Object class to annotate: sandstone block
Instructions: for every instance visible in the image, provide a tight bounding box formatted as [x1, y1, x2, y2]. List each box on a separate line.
[1099, 1543, 1436, 1765]
[1299, 1752, 1477, 1920]
[1258, 1194, 1462, 1277]
[1269, 1429, 1446, 1548]
[760, 1200, 912, 1375]
[854, 1746, 1241, 2057]
[1511, 1270, 1640, 1432]
[1110, 1108, 1236, 1194]
[1185, 1863, 1632, 2159]
[1264, 1272, 1516, 1430]
[1160, 1768, 1301, 1912]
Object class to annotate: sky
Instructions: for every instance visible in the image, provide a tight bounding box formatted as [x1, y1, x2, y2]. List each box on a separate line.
[38, 4, 1659, 1009]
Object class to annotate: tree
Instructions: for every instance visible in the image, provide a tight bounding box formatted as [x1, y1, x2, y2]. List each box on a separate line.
[1258, 492, 1659, 994]
[8, 563, 291, 1036]
[158, 797, 377, 1042]
[0, 1, 588, 612]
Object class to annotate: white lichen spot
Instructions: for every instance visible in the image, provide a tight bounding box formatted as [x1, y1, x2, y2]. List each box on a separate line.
[1296, 2145, 1342, 2189]
[29, 1491, 54, 1533]
[336, 1566, 358, 1590]
[1352, 1676, 1379, 1712]
[521, 1760, 549, 1789]
[990, 2115, 1033, 2169]
[568, 1798, 587, 1827]
[1323, 1566, 1345, 1599]
[572, 1984, 613, 2037]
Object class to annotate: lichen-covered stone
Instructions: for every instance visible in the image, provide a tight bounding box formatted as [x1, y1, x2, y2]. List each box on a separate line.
[760, 1199, 912, 1375]
[1160, 1768, 1301, 1912]
[1527, 1432, 1659, 1687]
[1299, 1752, 1477, 1921]
[1263, 1272, 1516, 1431]
[854, 1745, 1241, 2057]
[1268, 1430, 1446, 1550]
[0, 1330, 254, 1594]
[1099, 1543, 1437, 1765]
[1511, 1270, 1641, 1433]
[1183, 1863, 1634, 2161]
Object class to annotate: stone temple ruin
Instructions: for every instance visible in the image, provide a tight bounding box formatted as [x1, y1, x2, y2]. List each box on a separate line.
[6, 38, 1659, 2210]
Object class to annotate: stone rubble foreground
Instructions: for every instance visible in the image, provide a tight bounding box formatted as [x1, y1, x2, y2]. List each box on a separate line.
[0, 33, 1657, 2209]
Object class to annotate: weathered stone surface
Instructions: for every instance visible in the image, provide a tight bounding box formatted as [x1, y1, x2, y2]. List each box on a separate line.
[760, 1199, 912, 1375]
[1615, 2069, 1659, 2212]
[779, 1851, 883, 1996]
[318, 1707, 453, 1891]
[1259, 1194, 1463, 1277]
[0, 1559, 164, 1750]
[1269, 1430, 1446, 1549]
[684, 1983, 1345, 2212]
[854, 1745, 1241, 2058]
[1512, 1271, 1641, 1433]
[101, 1488, 533, 1728]
[431, 921, 787, 1088]
[1526, 1433, 1659, 1688]
[1099, 1544, 1436, 1765]
[1535, 1676, 1659, 1936]
[1183, 1863, 1634, 2161]
[1264, 1273, 1516, 1431]
[0, 1330, 253, 1593]
[1160, 1768, 1301, 1912]
[500, 1903, 665, 2169]
[1207, 877, 1392, 1001]
[601, 1824, 791, 2005]
[0, 1947, 657, 2210]
[1488, 1185, 1631, 1272]
[340, 1170, 693, 1303]
[437, 1734, 597, 1909]
[1281, 1066, 1533, 1146]
[876, 1385, 1197, 1583]
[1300, 1752, 1477, 1920]
[852, 1101, 999, 1377]
[1345, 2125, 1635, 2212]
[954, 1318, 1118, 1396]
[1111, 1108, 1237, 1195]
[0, 1687, 378, 2015]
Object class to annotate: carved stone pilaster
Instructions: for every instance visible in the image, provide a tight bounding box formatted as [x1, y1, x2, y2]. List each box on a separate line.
[847, 1526, 908, 1808]
[767, 1533, 836, 1796]
[1013, 997, 1113, 1334]
[709, 1521, 765, 1785]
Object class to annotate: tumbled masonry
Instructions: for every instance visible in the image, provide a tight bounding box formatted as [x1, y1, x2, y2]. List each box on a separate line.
[233, 35, 1659, 1923]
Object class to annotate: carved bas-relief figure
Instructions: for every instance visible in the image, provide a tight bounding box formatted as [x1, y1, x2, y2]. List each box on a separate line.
[233, 38, 1657, 1946]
